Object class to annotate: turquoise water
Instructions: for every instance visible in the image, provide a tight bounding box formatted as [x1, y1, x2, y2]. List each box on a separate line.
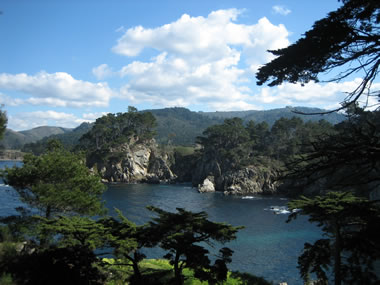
[0, 161, 323, 284]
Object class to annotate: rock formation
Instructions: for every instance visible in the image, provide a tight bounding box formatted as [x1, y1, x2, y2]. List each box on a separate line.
[88, 140, 176, 183]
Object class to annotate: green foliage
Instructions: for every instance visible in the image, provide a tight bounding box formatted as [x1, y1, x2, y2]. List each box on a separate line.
[146, 206, 243, 285]
[2, 148, 106, 220]
[40, 216, 111, 250]
[21, 123, 92, 155]
[256, 0, 380, 111]
[104, 258, 271, 285]
[79, 107, 157, 153]
[285, 110, 380, 196]
[0, 106, 7, 140]
[287, 192, 380, 285]
[197, 116, 334, 174]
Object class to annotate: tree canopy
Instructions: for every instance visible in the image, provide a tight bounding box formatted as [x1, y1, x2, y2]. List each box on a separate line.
[0, 107, 7, 140]
[256, 0, 380, 111]
[146, 206, 243, 285]
[79, 107, 156, 152]
[287, 192, 380, 285]
[2, 147, 106, 221]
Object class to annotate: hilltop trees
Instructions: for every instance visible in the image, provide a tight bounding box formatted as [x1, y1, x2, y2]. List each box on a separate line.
[79, 107, 157, 152]
[256, 0, 380, 111]
[196, 116, 334, 171]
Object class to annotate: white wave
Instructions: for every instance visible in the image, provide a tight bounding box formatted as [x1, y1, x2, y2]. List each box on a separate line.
[265, 205, 291, 215]
[242, 196, 255, 199]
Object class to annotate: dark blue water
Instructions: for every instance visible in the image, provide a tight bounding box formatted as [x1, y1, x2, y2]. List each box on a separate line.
[0, 161, 323, 284]
[104, 183, 323, 284]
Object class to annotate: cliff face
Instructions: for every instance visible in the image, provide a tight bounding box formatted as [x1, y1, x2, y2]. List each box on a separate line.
[89, 141, 176, 183]
[192, 156, 281, 195]
[88, 140, 282, 195]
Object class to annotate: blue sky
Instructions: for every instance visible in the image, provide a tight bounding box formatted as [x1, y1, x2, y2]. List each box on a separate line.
[0, 0, 373, 131]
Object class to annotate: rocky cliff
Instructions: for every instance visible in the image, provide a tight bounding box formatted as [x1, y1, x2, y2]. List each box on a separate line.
[193, 156, 281, 195]
[87, 139, 282, 195]
[88, 140, 176, 183]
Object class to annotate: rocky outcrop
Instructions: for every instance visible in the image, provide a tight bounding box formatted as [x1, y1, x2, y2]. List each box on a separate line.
[198, 176, 216, 193]
[192, 156, 280, 195]
[90, 140, 176, 183]
[221, 167, 279, 195]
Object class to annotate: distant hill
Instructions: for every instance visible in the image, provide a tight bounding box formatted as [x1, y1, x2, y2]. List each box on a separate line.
[1, 107, 346, 150]
[146, 107, 222, 145]
[1, 126, 72, 149]
[21, 123, 93, 154]
[200, 106, 345, 126]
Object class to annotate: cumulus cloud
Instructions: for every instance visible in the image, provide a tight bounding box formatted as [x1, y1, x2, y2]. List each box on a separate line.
[112, 9, 290, 110]
[0, 71, 113, 108]
[272, 5, 291, 16]
[92, 64, 114, 80]
[252, 79, 380, 110]
[7, 110, 93, 131]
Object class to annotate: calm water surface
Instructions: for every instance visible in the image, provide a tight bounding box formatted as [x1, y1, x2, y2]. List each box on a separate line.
[104, 183, 323, 284]
[0, 161, 323, 284]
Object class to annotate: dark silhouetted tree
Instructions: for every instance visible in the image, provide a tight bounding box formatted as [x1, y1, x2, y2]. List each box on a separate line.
[256, 0, 380, 112]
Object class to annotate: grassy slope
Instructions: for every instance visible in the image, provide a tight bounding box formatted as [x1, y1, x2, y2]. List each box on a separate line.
[104, 258, 272, 285]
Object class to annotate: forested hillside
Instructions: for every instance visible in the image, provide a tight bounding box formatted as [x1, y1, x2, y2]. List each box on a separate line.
[2, 106, 345, 151]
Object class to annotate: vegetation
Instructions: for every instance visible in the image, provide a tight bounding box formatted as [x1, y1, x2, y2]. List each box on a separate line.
[0, 144, 246, 285]
[79, 107, 156, 152]
[0, 106, 7, 140]
[103, 258, 271, 285]
[146, 206, 243, 285]
[196, 116, 335, 174]
[256, 0, 380, 112]
[255, 1, 380, 284]
[2, 106, 345, 153]
[1, 141, 106, 245]
[288, 192, 380, 285]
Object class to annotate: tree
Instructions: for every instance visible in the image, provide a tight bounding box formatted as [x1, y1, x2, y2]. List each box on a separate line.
[256, 0, 380, 112]
[79, 107, 157, 153]
[0, 106, 7, 140]
[287, 192, 380, 285]
[1, 146, 106, 245]
[146, 206, 243, 285]
[99, 210, 155, 284]
[197, 118, 251, 170]
[285, 110, 380, 197]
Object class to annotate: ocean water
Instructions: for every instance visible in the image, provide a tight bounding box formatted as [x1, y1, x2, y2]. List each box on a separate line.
[0, 161, 323, 284]
[104, 183, 323, 284]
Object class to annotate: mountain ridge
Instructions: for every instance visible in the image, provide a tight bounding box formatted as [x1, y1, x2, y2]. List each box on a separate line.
[1, 106, 346, 150]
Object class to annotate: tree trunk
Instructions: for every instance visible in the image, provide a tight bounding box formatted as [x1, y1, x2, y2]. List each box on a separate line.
[174, 252, 183, 285]
[40, 205, 52, 247]
[334, 223, 342, 285]
[132, 252, 142, 284]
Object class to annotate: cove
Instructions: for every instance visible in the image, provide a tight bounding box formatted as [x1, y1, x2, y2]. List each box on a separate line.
[0, 161, 322, 284]
[104, 183, 323, 285]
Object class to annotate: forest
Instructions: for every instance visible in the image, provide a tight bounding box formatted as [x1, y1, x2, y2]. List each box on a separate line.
[1, 0, 380, 284]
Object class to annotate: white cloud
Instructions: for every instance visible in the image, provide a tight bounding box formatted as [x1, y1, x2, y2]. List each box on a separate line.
[8, 111, 89, 131]
[92, 64, 114, 80]
[113, 9, 290, 110]
[0, 93, 24, 107]
[0, 71, 113, 108]
[82, 112, 108, 120]
[272, 5, 291, 16]
[253, 79, 380, 110]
